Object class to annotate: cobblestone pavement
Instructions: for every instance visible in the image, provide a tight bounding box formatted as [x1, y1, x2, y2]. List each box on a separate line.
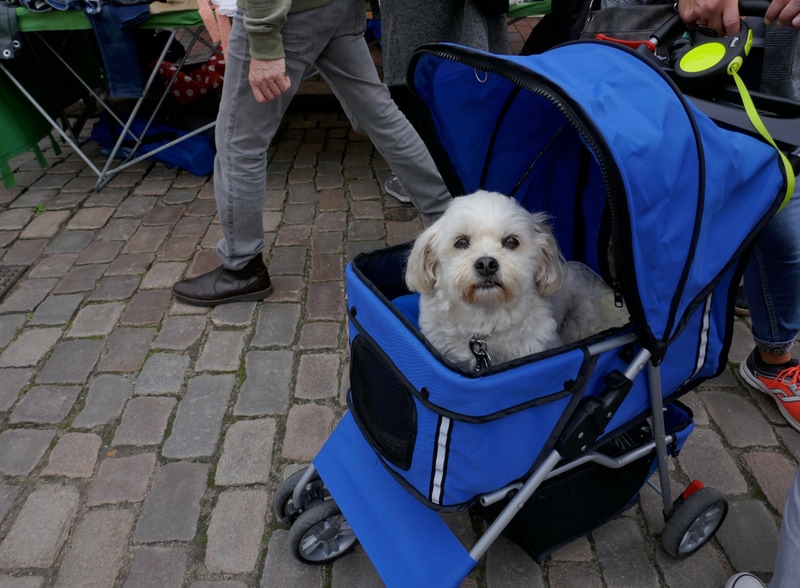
[1, 19, 799, 585]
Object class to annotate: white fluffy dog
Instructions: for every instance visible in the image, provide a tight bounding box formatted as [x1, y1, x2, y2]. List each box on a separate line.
[404, 190, 628, 371]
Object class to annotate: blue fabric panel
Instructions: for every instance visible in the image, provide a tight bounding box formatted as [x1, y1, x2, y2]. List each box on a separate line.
[347, 265, 587, 417]
[348, 260, 659, 506]
[410, 42, 787, 345]
[314, 412, 477, 588]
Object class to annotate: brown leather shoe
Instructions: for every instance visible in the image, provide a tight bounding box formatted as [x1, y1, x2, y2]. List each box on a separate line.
[172, 255, 273, 306]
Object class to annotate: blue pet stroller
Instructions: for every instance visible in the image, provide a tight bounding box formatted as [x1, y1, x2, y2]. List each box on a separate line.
[274, 33, 797, 588]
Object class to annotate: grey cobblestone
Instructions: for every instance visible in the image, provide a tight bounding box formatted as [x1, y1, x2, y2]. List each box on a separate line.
[27, 253, 76, 278]
[0, 313, 25, 348]
[743, 451, 797, 514]
[52, 263, 107, 293]
[72, 374, 133, 428]
[54, 508, 135, 588]
[88, 275, 141, 301]
[593, 517, 660, 586]
[716, 500, 779, 573]
[48, 230, 95, 254]
[9, 385, 80, 424]
[0, 277, 57, 313]
[703, 389, 778, 448]
[235, 350, 294, 416]
[19, 211, 70, 239]
[134, 352, 190, 395]
[251, 303, 301, 347]
[123, 546, 187, 588]
[0, 575, 42, 587]
[0, 429, 56, 475]
[67, 301, 125, 337]
[153, 315, 207, 349]
[294, 353, 341, 400]
[75, 240, 123, 265]
[0, 484, 80, 568]
[28, 293, 84, 326]
[195, 330, 246, 372]
[282, 404, 336, 462]
[215, 418, 276, 486]
[113, 397, 176, 446]
[133, 462, 209, 542]
[87, 452, 157, 506]
[162, 374, 234, 459]
[36, 339, 104, 384]
[41, 432, 102, 478]
[205, 489, 268, 573]
[260, 530, 323, 588]
[98, 327, 157, 373]
[211, 301, 257, 327]
[678, 427, 749, 496]
[0, 368, 33, 411]
[0, 485, 21, 525]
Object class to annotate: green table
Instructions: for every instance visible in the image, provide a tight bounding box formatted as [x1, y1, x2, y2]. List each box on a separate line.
[0, 8, 207, 189]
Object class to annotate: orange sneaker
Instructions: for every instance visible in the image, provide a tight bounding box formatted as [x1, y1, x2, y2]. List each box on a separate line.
[740, 349, 800, 432]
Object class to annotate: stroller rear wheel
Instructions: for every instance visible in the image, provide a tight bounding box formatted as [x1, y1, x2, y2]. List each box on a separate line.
[288, 499, 358, 564]
[662, 486, 728, 558]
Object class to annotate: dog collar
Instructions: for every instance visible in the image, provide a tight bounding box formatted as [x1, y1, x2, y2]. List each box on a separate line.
[469, 335, 492, 372]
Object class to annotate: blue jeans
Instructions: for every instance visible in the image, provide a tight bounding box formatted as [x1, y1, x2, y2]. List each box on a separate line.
[771, 465, 800, 587]
[214, 0, 451, 269]
[744, 172, 800, 355]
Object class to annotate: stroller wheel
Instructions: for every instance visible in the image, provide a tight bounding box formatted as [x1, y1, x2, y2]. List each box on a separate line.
[288, 499, 358, 564]
[274, 466, 327, 525]
[662, 486, 728, 558]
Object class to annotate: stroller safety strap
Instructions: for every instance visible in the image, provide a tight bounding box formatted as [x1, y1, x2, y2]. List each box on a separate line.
[314, 412, 477, 588]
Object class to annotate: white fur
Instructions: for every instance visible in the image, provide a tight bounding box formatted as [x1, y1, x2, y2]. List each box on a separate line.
[404, 190, 628, 370]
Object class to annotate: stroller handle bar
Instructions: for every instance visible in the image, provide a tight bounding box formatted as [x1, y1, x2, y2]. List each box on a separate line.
[652, 0, 774, 46]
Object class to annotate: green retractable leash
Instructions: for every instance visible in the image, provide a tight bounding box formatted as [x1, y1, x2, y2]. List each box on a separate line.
[672, 20, 795, 210]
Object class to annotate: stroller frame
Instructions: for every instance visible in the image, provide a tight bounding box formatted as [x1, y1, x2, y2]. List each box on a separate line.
[278, 330, 718, 581]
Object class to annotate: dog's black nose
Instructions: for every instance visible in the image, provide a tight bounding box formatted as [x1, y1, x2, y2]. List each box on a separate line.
[474, 256, 498, 276]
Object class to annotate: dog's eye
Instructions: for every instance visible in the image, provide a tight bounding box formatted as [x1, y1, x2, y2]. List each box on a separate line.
[454, 237, 470, 250]
[503, 236, 520, 249]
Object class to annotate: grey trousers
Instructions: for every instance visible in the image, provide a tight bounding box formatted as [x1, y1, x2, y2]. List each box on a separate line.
[771, 465, 800, 587]
[215, 0, 451, 269]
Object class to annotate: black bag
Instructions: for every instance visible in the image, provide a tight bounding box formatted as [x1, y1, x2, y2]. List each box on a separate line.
[521, 0, 593, 54]
[474, 0, 509, 17]
[580, 0, 677, 43]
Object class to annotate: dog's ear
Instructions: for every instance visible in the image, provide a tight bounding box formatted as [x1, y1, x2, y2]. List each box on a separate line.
[533, 221, 565, 297]
[405, 224, 439, 294]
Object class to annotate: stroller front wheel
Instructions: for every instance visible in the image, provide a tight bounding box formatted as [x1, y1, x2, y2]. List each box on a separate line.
[661, 486, 728, 558]
[274, 466, 327, 524]
[288, 499, 358, 564]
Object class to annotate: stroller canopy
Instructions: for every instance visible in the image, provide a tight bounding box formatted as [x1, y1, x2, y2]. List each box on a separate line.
[408, 41, 790, 356]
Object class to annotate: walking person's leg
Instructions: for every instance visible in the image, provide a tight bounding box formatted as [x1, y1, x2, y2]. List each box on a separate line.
[312, 0, 452, 223]
[172, 9, 323, 305]
[739, 179, 800, 430]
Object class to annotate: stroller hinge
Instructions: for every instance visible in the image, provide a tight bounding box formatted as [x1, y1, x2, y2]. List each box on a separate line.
[556, 370, 633, 460]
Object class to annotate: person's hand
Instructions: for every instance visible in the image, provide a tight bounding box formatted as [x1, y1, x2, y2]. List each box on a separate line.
[765, 0, 800, 27]
[678, 0, 742, 36]
[249, 57, 291, 103]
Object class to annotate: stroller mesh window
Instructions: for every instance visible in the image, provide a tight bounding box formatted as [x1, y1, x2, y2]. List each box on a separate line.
[350, 335, 417, 470]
